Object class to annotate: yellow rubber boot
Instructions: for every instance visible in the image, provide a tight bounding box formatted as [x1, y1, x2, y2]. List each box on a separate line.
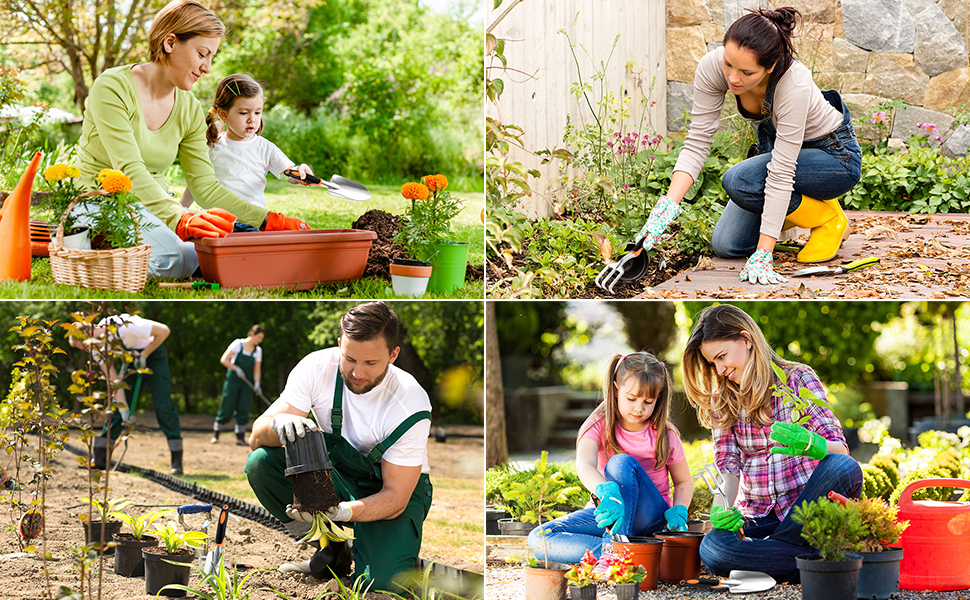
[783, 195, 849, 263]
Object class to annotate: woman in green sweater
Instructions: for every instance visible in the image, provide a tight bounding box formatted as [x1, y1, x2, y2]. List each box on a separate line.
[77, 0, 310, 278]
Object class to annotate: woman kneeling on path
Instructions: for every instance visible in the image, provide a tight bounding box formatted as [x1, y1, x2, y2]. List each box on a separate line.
[635, 7, 862, 285]
[681, 304, 862, 581]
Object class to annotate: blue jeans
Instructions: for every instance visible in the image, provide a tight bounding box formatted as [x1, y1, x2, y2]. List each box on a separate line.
[711, 89, 862, 258]
[699, 453, 863, 582]
[528, 454, 669, 564]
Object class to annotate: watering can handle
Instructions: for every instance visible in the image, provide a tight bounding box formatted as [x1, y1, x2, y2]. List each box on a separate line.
[897, 478, 970, 507]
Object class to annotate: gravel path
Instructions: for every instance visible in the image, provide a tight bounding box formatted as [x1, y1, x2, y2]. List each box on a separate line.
[485, 564, 969, 600]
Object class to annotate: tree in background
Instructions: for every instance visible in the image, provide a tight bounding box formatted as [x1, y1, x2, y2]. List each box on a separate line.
[485, 301, 507, 468]
[609, 301, 677, 357]
[493, 301, 577, 387]
[0, 0, 315, 110]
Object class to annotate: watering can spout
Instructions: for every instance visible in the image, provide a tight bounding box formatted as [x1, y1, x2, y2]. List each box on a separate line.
[0, 151, 42, 282]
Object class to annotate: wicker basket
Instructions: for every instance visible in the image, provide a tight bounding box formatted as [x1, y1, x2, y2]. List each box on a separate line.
[49, 191, 151, 293]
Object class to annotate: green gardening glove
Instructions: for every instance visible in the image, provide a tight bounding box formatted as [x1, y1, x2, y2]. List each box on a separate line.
[709, 506, 744, 532]
[769, 422, 827, 461]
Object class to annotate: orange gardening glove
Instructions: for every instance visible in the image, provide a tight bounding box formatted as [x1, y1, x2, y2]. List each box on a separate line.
[175, 208, 236, 241]
[262, 211, 310, 231]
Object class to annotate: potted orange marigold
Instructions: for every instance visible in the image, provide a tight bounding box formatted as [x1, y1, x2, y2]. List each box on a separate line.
[82, 169, 154, 249]
[393, 174, 466, 292]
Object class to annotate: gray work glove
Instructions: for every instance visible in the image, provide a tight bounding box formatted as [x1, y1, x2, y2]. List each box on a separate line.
[285, 504, 314, 523]
[325, 502, 353, 522]
[233, 365, 246, 379]
[270, 413, 319, 443]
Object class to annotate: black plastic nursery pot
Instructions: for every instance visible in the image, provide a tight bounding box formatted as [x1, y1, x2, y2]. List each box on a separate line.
[858, 547, 903, 600]
[569, 584, 596, 600]
[83, 520, 123, 555]
[283, 430, 340, 512]
[614, 582, 638, 600]
[113, 533, 158, 577]
[497, 517, 538, 536]
[143, 547, 195, 597]
[796, 553, 863, 600]
[486, 507, 512, 535]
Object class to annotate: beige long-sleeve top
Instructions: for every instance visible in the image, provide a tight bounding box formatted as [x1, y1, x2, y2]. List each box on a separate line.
[673, 46, 843, 240]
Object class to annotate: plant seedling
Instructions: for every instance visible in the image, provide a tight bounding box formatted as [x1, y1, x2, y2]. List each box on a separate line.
[770, 362, 830, 424]
[115, 508, 172, 540]
[77, 496, 132, 522]
[152, 521, 208, 555]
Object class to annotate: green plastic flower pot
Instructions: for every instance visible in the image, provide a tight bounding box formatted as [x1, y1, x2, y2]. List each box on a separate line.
[425, 241, 468, 292]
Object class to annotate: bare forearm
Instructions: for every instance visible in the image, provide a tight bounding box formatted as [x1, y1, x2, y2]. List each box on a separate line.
[672, 481, 694, 509]
[665, 170, 695, 204]
[249, 415, 281, 449]
[343, 488, 410, 522]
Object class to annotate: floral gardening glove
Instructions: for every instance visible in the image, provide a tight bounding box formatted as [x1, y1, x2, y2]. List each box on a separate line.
[635, 195, 683, 251]
[663, 505, 688, 531]
[709, 506, 744, 532]
[740, 248, 788, 285]
[593, 481, 625, 532]
[769, 422, 827, 461]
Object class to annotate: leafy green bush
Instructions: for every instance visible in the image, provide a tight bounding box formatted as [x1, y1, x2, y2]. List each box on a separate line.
[792, 497, 866, 562]
[868, 454, 900, 488]
[843, 146, 970, 214]
[861, 464, 893, 499]
[486, 456, 587, 520]
[889, 466, 952, 505]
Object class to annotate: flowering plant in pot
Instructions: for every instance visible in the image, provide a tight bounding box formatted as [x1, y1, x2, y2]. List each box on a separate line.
[39, 163, 87, 248]
[112, 508, 172, 577]
[791, 496, 866, 600]
[565, 550, 601, 599]
[605, 549, 646, 600]
[144, 521, 208, 596]
[81, 169, 155, 249]
[394, 174, 467, 292]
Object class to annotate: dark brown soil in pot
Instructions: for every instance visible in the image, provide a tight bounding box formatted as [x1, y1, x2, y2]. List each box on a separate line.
[291, 469, 341, 513]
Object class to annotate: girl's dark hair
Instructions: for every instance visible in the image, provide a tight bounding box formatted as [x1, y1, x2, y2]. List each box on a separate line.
[248, 324, 264, 337]
[579, 351, 677, 466]
[724, 6, 801, 83]
[205, 74, 264, 146]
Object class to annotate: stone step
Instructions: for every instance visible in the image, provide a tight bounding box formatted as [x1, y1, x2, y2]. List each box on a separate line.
[486, 533, 530, 563]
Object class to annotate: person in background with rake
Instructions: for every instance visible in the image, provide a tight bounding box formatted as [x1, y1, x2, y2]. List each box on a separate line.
[211, 324, 265, 446]
[69, 312, 185, 475]
[632, 7, 861, 285]
[528, 351, 693, 565]
[681, 304, 862, 581]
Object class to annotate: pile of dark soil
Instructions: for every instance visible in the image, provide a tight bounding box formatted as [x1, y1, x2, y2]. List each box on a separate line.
[351, 209, 407, 281]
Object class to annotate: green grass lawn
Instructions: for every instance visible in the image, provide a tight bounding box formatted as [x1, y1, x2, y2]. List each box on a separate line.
[1, 181, 483, 299]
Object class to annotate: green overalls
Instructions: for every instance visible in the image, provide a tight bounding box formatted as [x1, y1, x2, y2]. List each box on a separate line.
[103, 343, 181, 441]
[217, 345, 256, 427]
[245, 369, 433, 592]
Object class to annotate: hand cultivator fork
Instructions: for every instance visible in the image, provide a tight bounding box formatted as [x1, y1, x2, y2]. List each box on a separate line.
[178, 504, 213, 564]
[594, 247, 644, 294]
[694, 463, 744, 541]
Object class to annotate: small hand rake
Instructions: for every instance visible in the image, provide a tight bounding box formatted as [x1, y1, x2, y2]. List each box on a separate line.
[693, 463, 744, 541]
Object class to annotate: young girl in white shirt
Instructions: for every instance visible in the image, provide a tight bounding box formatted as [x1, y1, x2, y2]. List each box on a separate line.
[181, 74, 314, 226]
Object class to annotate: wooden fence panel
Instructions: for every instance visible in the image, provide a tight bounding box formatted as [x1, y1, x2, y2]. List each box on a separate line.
[487, 0, 666, 217]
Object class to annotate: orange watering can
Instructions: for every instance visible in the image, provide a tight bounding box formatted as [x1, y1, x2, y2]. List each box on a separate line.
[0, 151, 42, 282]
[896, 477, 970, 591]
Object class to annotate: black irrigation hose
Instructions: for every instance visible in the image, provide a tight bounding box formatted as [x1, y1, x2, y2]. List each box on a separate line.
[60, 440, 484, 594]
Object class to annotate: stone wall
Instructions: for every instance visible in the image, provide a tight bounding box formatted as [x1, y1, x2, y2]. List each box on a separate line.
[665, 0, 970, 155]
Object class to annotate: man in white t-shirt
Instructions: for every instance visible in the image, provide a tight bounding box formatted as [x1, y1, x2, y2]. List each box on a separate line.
[245, 302, 432, 591]
[70, 313, 184, 474]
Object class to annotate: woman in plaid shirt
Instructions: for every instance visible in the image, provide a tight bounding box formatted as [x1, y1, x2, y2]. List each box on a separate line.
[683, 304, 862, 581]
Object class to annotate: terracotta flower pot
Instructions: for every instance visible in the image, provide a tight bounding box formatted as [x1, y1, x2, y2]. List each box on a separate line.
[390, 259, 432, 296]
[655, 531, 704, 582]
[194, 229, 377, 290]
[113, 533, 158, 577]
[143, 547, 195, 597]
[613, 537, 663, 591]
[524, 563, 569, 600]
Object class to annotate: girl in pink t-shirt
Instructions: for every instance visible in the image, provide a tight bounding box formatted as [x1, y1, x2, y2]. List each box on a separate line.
[528, 352, 694, 564]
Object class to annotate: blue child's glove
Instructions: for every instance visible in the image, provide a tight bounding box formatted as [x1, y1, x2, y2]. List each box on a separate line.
[593, 481, 624, 532]
[664, 505, 688, 531]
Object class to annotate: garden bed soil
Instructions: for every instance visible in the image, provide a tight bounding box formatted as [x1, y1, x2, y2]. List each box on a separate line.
[0, 414, 483, 600]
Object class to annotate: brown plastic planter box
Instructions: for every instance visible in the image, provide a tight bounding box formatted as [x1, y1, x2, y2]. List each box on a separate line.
[194, 229, 378, 290]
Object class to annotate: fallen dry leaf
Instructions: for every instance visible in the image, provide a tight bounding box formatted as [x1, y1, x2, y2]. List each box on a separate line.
[797, 283, 819, 299]
[865, 225, 897, 241]
[590, 232, 613, 262]
[693, 256, 717, 271]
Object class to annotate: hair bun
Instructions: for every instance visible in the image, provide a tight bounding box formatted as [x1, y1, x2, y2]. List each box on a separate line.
[769, 6, 800, 33]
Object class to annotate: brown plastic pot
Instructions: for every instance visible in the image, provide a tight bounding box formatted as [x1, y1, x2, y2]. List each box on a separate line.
[655, 531, 704, 582]
[194, 229, 377, 290]
[613, 537, 664, 591]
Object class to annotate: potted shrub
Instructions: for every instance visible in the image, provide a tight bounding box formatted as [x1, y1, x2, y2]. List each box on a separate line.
[394, 174, 467, 292]
[791, 496, 866, 600]
[565, 550, 600, 600]
[605, 548, 646, 600]
[143, 521, 208, 597]
[520, 451, 575, 600]
[854, 497, 909, 600]
[39, 163, 89, 249]
[78, 495, 132, 555]
[112, 508, 172, 577]
[498, 451, 581, 535]
[83, 169, 154, 249]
